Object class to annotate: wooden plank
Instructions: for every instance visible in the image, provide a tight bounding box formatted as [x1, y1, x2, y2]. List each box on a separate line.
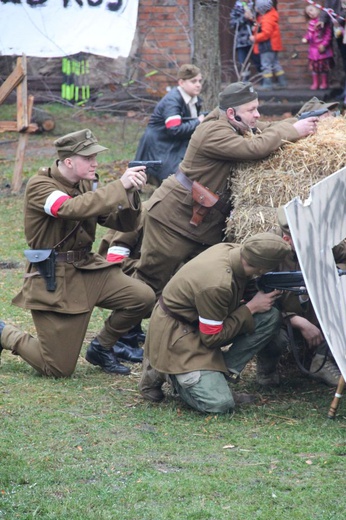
[0, 61, 25, 105]
[0, 121, 38, 133]
[17, 55, 28, 131]
[12, 94, 35, 194]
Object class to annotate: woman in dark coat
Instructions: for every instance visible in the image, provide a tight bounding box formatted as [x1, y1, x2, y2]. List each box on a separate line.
[135, 64, 204, 183]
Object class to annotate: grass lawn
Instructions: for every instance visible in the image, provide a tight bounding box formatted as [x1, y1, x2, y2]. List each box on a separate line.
[0, 103, 346, 519]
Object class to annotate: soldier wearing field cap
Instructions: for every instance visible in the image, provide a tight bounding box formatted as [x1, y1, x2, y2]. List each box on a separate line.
[139, 233, 291, 414]
[133, 81, 319, 302]
[0, 129, 155, 378]
[296, 96, 340, 120]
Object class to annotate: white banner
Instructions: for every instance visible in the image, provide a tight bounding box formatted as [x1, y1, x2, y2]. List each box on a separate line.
[0, 0, 138, 59]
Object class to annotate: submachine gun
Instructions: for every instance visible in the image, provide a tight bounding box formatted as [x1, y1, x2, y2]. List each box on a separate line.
[245, 268, 346, 299]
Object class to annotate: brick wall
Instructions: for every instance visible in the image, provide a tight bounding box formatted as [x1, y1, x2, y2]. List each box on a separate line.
[279, 0, 314, 86]
[137, 0, 345, 93]
[136, 0, 192, 97]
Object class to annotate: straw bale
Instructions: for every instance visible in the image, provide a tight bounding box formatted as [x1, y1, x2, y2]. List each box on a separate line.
[227, 116, 346, 242]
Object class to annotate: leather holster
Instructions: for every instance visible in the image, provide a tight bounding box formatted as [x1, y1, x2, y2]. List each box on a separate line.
[190, 181, 219, 227]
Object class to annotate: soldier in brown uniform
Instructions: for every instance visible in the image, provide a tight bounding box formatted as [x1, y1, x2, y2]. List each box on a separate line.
[272, 207, 343, 386]
[133, 81, 319, 299]
[0, 129, 155, 377]
[139, 233, 291, 414]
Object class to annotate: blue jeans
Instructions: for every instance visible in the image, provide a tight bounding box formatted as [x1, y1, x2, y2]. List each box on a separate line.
[260, 51, 284, 77]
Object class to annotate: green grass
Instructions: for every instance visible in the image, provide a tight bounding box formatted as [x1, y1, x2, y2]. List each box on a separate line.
[0, 102, 146, 186]
[1, 104, 346, 519]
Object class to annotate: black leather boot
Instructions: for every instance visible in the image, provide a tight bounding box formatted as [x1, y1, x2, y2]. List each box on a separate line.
[117, 323, 146, 349]
[113, 341, 143, 363]
[86, 339, 131, 375]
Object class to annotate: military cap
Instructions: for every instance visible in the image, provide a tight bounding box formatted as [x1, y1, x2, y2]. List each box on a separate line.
[277, 206, 291, 236]
[54, 129, 108, 160]
[241, 232, 291, 270]
[177, 64, 201, 80]
[219, 82, 258, 110]
[296, 96, 339, 117]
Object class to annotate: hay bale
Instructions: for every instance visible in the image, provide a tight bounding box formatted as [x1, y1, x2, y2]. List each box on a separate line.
[227, 116, 346, 242]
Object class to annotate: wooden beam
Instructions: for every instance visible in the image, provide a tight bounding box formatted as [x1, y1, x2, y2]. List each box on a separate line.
[0, 60, 25, 105]
[12, 94, 35, 194]
[17, 55, 28, 131]
[0, 121, 38, 133]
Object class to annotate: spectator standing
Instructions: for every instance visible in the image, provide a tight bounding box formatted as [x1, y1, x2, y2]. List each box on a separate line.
[230, 0, 261, 81]
[250, 0, 287, 90]
[302, 3, 334, 90]
[134, 64, 205, 184]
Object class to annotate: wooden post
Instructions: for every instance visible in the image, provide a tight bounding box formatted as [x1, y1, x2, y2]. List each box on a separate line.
[12, 94, 34, 194]
[327, 375, 345, 419]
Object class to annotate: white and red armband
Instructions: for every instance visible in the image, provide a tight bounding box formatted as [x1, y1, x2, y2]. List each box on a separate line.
[199, 316, 224, 335]
[106, 245, 131, 263]
[44, 190, 72, 217]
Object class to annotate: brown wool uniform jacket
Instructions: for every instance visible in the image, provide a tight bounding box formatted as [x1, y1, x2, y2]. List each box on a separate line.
[145, 243, 255, 374]
[146, 108, 301, 245]
[13, 162, 141, 314]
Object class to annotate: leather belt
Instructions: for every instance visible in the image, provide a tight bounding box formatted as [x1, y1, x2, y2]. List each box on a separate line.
[55, 248, 90, 263]
[175, 169, 193, 190]
[175, 169, 232, 216]
[158, 295, 198, 328]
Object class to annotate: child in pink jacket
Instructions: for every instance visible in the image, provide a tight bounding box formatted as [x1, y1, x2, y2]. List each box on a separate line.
[302, 4, 334, 90]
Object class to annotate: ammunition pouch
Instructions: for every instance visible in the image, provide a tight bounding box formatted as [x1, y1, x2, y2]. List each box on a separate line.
[24, 249, 57, 292]
[190, 181, 220, 227]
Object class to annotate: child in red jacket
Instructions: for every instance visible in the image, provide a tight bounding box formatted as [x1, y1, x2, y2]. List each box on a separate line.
[250, 0, 287, 90]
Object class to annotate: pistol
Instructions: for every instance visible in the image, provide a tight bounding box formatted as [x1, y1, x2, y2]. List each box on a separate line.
[298, 108, 328, 120]
[128, 160, 162, 168]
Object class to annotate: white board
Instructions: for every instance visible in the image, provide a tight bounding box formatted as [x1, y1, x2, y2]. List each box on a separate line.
[285, 166, 346, 380]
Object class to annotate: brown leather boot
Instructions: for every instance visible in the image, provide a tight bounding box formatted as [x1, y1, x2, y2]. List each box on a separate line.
[139, 358, 166, 402]
[233, 392, 257, 406]
[256, 355, 280, 387]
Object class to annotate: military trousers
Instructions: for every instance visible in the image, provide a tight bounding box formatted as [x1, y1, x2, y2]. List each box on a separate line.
[170, 307, 281, 414]
[2, 266, 155, 377]
[134, 214, 208, 298]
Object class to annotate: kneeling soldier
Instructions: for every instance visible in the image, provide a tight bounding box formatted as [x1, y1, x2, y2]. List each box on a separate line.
[0, 129, 155, 377]
[139, 233, 290, 413]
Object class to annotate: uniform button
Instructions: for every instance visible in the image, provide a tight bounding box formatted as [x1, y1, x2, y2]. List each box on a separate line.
[183, 329, 187, 333]
[226, 268, 230, 273]
[118, 204, 123, 210]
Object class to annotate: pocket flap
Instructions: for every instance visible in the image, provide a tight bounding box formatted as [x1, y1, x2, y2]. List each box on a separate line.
[24, 249, 53, 263]
[191, 181, 219, 208]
